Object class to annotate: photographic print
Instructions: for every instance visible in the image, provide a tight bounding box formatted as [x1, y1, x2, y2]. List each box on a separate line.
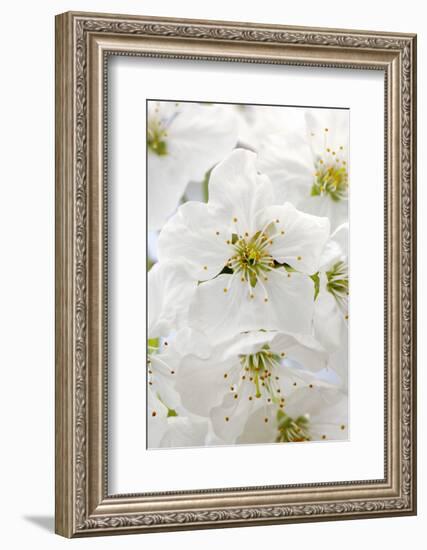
[147, 100, 349, 450]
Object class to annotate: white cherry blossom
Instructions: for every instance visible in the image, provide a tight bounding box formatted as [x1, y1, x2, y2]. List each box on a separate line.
[147, 261, 200, 419]
[147, 328, 214, 448]
[158, 149, 330, 339]
[147, 326, 213, 416]
[174, 331, 332, 444]
[237, 384, 348, 444]
[313, 223, 349, 351]
[257, 109, 349, 229]
[147, 101, 238, 230]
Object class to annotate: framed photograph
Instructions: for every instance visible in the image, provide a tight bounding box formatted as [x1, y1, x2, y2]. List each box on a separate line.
[55, 11, 417, 537]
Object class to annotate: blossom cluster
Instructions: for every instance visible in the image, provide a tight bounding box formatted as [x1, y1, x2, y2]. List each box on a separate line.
[147, 101, 349, 449]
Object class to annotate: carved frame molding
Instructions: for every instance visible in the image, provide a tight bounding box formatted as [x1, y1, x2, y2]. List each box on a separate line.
[55, 11, 416, 537]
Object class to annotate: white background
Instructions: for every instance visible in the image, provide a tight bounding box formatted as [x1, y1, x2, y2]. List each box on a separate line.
[0, 1, 424, 549]
[110, 60, 384, 493]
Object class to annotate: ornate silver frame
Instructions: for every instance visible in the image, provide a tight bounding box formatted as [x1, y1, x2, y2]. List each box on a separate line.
[55, 11, 417, 537]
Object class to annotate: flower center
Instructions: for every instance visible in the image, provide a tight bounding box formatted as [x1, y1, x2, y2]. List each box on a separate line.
[147, 118, 168, 156]
[311, 163, 348, 201]
[218, 219, 295, 302]
[230, 234, 274, 287]
[222, 345, 318, 429]
[326, 261, 349, 302]
[147, 103, 182, 156]
[222, 218, 290, 302]
[239, 347, 285, 403]
[310, 139, 348, 202]
[275, 409, 311, 442]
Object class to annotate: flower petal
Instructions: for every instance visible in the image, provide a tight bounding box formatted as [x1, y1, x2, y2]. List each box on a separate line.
[236, 405, 279, 444]
[257, 132, 313, 205]
[270, 333, 328, 373]
[147, 388, 169, 448]
[157, 201, 231, 281]
[243, 105, 305, 152]
[259, 202, 330, 274]
[147, 102, 238, 230]
[158, 416, 210, 449]
[313, 277, 344, 352]
[208, 149, 274, 236]
[285, 386, 348, 442]
[222, 331, 278, 359]
[319, 238, 344, 272]
[285, 384, 344, 417]
[167, 327, 212, 360]
[210, 382, 256, 443]
[188, 273, 249, 341]
[148, 261, 197, 337]
[174, 351, 235, 417]
[189, 268, 314, 339]
[327, 328, 349, 390]
[329, 222, 349, 257]
[169, 103, 239, 182]
[305, 109, 349, 158]
[258, 269, 315, 334]
[298, 194, 348, 232]
[148, 153, 190, 230]
[149, 328, 213, 413]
